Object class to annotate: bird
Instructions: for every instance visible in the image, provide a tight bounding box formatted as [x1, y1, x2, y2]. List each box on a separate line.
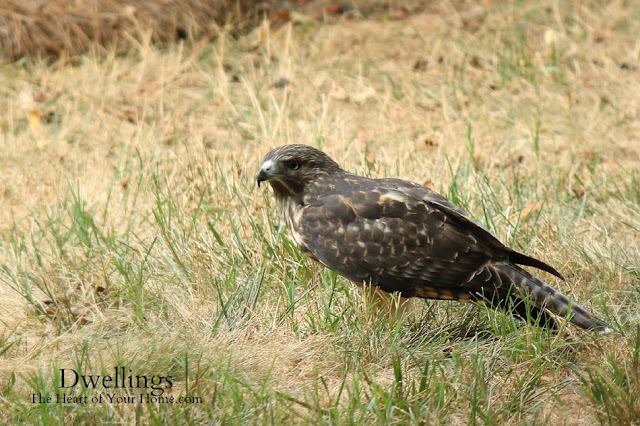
[256, 144, 610, 332]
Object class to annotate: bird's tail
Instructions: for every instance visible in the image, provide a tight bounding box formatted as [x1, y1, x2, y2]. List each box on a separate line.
[477, 264, 611, 332]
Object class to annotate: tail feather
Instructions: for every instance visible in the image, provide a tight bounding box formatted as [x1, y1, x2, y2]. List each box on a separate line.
[474, 287, 560, 329]
[494, 264, 611, 332]
[507, 250, 565, 280]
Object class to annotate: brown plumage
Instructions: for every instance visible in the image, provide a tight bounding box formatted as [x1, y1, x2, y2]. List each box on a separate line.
[257, 144, 610, 331]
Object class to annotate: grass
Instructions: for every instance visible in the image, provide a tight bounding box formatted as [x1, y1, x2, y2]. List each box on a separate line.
[0, 0, 276, 62]
[1, 0, 639, 423]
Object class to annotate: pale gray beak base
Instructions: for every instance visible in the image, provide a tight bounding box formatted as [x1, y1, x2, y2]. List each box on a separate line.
[257, 160, 275, 187]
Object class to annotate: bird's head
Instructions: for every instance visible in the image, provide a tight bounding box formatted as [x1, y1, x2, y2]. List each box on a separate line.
[257, 144, 341, 197]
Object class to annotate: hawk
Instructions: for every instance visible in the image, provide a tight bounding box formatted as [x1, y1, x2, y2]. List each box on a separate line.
[257, 144, 610, 331]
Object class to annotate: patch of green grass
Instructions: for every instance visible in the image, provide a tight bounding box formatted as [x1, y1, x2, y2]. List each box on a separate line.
[1, 0, 639, 424]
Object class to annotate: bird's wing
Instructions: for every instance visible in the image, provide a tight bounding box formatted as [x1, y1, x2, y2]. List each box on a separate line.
[298, 179, 562, 298]
[377, 179, 563, 279]
[297, 183, 502, 296]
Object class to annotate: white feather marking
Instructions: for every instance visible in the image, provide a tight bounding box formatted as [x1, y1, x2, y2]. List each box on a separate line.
[260, 159, 274, 172]
[380, 191, 407, 203]
[282, 198, 307, 250]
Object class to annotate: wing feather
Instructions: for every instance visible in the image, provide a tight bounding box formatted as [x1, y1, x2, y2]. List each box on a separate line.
[298, 177, 562, 298]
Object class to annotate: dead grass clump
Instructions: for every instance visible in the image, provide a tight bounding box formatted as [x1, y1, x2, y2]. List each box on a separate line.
[0, 0, 275, 61]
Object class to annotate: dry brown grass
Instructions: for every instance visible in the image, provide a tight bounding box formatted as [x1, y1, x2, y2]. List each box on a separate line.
[0, 0, 639, 423]
[0, 0, 276, 61]
[0, 0, 427, 62]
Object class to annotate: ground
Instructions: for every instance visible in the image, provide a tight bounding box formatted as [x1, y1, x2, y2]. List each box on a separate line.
[0, 0, 639, 424]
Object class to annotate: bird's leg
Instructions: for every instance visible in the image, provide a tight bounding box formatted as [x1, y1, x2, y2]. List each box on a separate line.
[359, 284, 416, 323]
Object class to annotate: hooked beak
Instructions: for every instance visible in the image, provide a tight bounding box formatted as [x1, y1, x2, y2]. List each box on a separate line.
[256, 170, 268, 187]
[256, 159, 275, 187]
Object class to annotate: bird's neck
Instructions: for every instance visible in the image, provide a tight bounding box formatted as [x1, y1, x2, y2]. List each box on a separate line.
[269, 181, 304, 206]
[272, 187, 308, 250]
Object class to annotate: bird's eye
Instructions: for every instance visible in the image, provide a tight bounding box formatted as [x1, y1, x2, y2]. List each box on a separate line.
[285, 160, 300, 171]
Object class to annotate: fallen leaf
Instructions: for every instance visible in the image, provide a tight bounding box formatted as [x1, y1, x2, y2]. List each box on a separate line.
[365, 153, 375, 168]
[470, 56, 483, 69]
[620, 62, 637, 71]
[594, 29, 614, 43]
[391, 7, 409, 20]
[330, 85, 348, 101]
[117, 106, 141, 123]
[518, 201, 542, 221]
[412, 58, 428, 71]
[416, 133, 438, 147]
[26, 108, 41, 132]
[572, 186, 586, 198]
[323, 6, 341, 16]
[501, 154, 524, 168]
[271, 8, 291, 24]
[323, 5, 353, 17]
[39, 300, 56, 315]
[270, 77, 290, 89]
[42, 110, 56, 123]
[423, 180, 435, 190]
[249, 26, 267, 51]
